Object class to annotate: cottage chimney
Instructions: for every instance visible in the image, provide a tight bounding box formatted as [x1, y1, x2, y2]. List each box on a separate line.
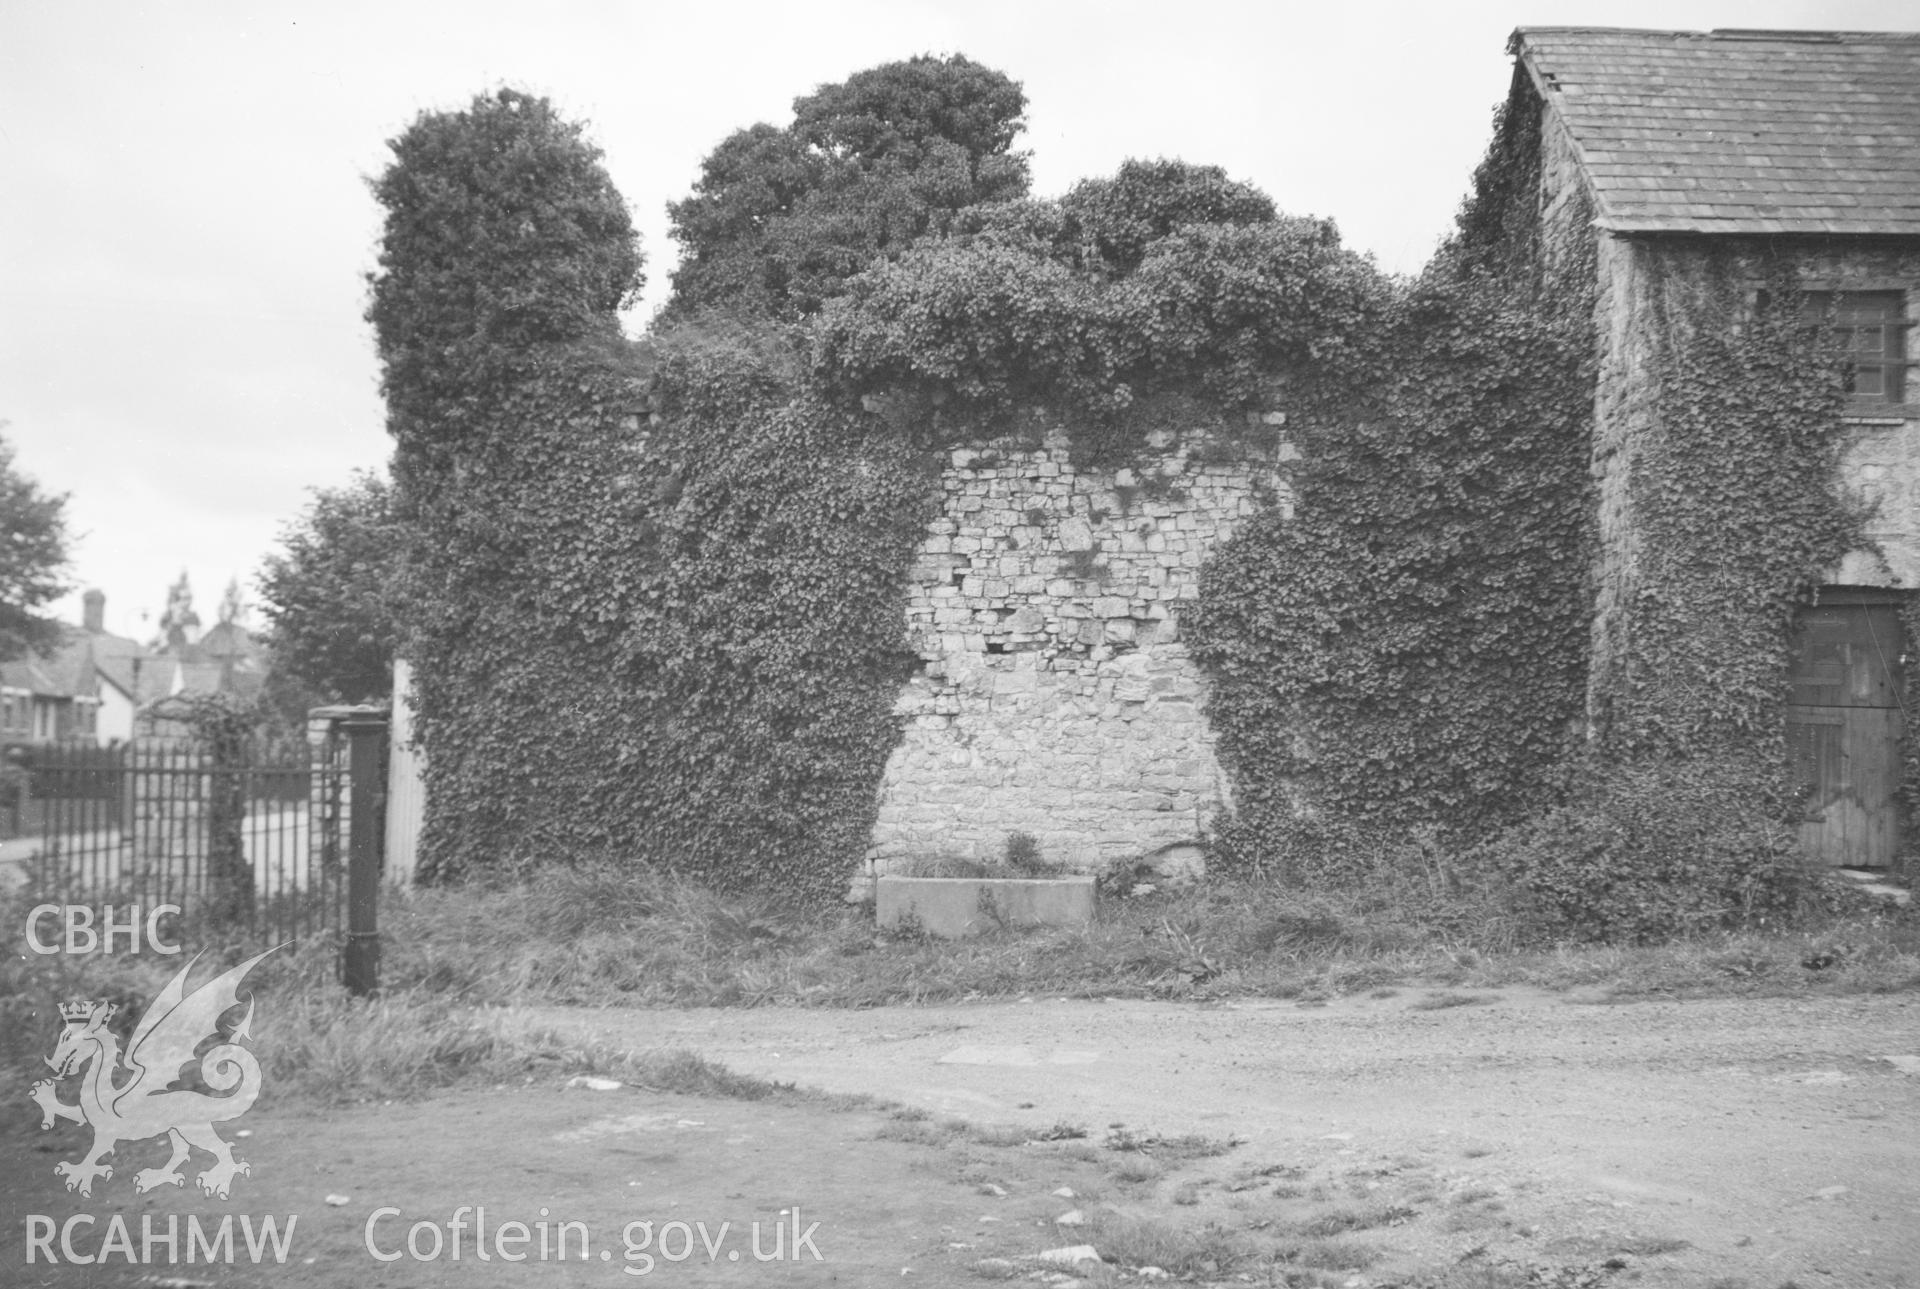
[82, 589, 105, 634]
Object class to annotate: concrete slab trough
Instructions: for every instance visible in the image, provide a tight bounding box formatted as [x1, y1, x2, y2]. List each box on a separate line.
[875, 874, 1096, 938]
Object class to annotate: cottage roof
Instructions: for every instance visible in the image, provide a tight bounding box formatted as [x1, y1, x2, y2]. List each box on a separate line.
[86, 633, 145, 699]
[1511, 27, 1920, 236]
[0, 623, 261, 706]
[0, 654, 65, 697]
[0, 630, 99, 699]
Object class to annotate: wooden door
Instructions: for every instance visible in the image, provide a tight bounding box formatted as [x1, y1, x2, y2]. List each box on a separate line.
[1785, 596, 1906, 868]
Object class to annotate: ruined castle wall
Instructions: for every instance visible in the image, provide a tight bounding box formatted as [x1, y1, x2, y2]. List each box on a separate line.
[868, 426, 1276, 874]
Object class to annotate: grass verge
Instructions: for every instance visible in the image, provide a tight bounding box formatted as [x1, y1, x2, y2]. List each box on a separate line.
[0, 904, 811, 1110]
[317, 864, 1919, 1008]
[4, 864, 1915, 1110]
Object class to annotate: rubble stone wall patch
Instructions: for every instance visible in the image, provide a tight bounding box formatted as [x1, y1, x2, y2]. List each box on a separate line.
[868, 424, 1278, 876]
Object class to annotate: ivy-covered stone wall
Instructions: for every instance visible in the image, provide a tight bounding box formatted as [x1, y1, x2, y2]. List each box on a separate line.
[869, 423, 1277, 873]
[1585, 237, 1920, 750]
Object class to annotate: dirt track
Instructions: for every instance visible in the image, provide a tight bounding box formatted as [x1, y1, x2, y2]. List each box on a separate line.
[5, 986, 1918, 1287]
[531, 986, 1920, 1285]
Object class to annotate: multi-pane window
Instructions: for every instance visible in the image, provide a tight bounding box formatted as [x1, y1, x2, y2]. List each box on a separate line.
[1802, 291, 1908, 403]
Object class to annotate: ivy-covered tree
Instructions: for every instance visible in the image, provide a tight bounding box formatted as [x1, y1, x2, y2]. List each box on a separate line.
[256, 471, 405, 703]
[366, 87, 644, 492]
[367, 88, 653, 883]
[0, 426, 71, 662]
[666, 54, 1030, 322]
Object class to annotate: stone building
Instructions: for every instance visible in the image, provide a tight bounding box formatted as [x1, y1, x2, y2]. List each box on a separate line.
[1502, 28, 1920, 867]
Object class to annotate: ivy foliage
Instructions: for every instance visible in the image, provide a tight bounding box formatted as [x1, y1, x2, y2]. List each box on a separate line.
[366, 87, 643, 491]
[366, 66, 1878, 931]
[369, 89, 935, 899]
[148, 692, 259, 922]
[1174, 80, 1595, 877]
[399, 340, 932, 899]
[368, 73, 1583, 900]
[1448, 65, 1548, 284]
[1472, 755, 1823, 943]
[1187, 69, 1872, 942]
[810, 160, 1390, 440]
[1597, 254, 1860, 756]
[1480, 254, 1866, 940]
[372, 75, 1406, 897]
[666, 55, 1030, 323]
[1187, 262, 1597, 877]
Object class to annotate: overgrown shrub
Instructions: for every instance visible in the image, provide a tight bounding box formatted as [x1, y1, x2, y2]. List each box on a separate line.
[812, 204, 1389, 439]
[1472, 755, 1832, 943]
[1002, 831, 1045, 874]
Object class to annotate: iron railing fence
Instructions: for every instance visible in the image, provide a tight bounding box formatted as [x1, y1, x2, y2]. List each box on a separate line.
[21, 736, 353, 951]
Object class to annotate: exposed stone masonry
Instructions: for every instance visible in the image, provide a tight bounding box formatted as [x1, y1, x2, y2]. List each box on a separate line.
[867, 424, 1279, 875]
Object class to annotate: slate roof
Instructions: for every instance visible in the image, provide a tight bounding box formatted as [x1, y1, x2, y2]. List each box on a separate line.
[1511, 27, 1920, 236]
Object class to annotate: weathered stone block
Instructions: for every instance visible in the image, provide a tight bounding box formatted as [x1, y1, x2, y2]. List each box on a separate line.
[1009, 606, 1045, 632]
[1059, 516, 1095, 551]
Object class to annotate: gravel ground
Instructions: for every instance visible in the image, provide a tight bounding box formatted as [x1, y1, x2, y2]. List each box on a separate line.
[529, 985, 1920, 1286]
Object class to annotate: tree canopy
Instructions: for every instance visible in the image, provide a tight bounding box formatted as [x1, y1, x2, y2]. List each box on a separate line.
[665, 54, 1030, 322]
[809, 159, 1388, 430]
[155, 570, 201, 650]
[256, 471, 405, 703]
[0, 428, 72, 661]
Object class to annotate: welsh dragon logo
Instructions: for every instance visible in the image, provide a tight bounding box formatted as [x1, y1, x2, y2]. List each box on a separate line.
[29, 947, 278, 1199]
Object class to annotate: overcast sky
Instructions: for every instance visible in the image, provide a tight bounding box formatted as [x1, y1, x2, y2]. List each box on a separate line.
[4, 0, 1916, 641]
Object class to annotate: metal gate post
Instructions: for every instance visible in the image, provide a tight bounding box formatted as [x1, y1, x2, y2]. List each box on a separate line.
[342, 713, 389, 996]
